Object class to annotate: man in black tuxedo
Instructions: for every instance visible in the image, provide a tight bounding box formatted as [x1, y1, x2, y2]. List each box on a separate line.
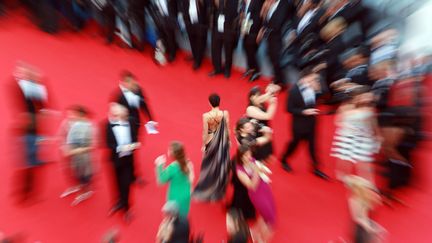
[259, 0, 294, 85]
[280, 67, 329, 180]
[208, 0, 241, 78]
[180, 0, 210, 70]
[148, 0, 179, 62]
[240, 0, 264, 81]
[106, 103, 140, 222]
[114, 71, 154, 131]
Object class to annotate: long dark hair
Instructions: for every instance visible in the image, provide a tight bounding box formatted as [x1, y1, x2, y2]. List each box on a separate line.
[248, 86, 261, 106]
[170, 141, 189, 175]
[235, 117, 250, 136]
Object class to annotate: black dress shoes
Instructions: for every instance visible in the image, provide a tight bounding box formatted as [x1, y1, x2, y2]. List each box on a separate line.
[192, 62, 201, 70]
[242, 69, 254, 78]
[249, 72, 261, 82]
[314, 169, 330, 180]
[281, 162, 293, 172]
[108, 203, 123, 216]
[208, 70, 223, 77]
[224, 70, 231, 78]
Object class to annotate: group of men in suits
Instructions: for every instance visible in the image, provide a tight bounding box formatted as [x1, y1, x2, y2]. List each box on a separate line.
[106, 71, 154, 222]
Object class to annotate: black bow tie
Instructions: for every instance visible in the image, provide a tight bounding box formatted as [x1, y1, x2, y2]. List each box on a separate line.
[112, 123, 129, 127]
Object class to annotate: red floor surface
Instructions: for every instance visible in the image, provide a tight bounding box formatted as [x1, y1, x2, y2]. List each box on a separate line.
[1, 11, 432, 243]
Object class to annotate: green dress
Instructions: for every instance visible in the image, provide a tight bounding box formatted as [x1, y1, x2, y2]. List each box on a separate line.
[156, 162, 192, 217]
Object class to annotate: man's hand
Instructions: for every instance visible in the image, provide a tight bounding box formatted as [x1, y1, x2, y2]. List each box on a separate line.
[302, 108, 320, 116]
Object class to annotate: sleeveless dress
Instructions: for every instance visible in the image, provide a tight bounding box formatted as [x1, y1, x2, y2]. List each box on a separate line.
[331, 110, 379, 163]
[237, 160, 276, 226]
[193, 113, 230, 201]
[248, 106, 273, 161]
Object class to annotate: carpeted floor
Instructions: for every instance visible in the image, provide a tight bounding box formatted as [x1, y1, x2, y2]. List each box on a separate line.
[0, 10, 431, 243]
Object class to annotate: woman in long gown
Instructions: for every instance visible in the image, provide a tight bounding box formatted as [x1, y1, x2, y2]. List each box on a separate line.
[193, 94, 231, 201]
[229, 117, 272, 221]
[245, 84, 279, 162]
[236, 145, 276, 243]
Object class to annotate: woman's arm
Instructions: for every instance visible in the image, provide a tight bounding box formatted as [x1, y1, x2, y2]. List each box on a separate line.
[188, 162, 195, 183]
[224, 111, 231, 142]
[246, 97, 277, 121]
[237, 168, 260, 191]
[202, 114, 209, 148]
[155, 156, 173, 184]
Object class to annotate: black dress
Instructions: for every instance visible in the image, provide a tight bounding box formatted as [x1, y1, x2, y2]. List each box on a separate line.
[248, 106, 273, 161]
[229, 134, 256, 220]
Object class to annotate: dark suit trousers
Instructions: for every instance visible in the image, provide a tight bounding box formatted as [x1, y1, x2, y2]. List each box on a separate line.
[103, 4, 116, 42]
[243, 33, 260, 72]
[158, 17, 178, 59]
[267, 34, 285, 84]
[211, 30, 238, 73]
[114, 155, 135, 211]
[186, 23, 208, 67]
[281, 125, 319, 169]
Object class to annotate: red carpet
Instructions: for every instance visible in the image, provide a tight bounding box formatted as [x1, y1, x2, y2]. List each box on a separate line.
[1, 11, 432, 243]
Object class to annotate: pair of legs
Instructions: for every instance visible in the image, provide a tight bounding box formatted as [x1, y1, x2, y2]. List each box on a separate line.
[111, 155, 135, 217]
[186, 23, 207, 69]
[335, 159, 375, 184]
[156, 17, 178, 62]
[267, 34, 285, 85]
[211, 30, 238, 77]
[281, 129, 319, 170]
[251, 217, 273, 243]
[243, 33, 261, 80]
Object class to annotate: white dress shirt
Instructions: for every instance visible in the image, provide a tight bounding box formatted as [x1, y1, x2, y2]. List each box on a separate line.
[299, 84, 316, 106]
[156, 0, 169, 16]
[18, 79, 48, 101]
[266, 0, 280, 22]
[297, 8, 318, 34]
[189, 0, 199, 24]
[111, 120, 133, 157]
[120, 85, 140, 109]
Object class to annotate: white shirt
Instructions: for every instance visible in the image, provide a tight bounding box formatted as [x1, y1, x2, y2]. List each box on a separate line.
[299, 84, 316, 106]
[18, 79, 48, 101]
[111, 120, 133, 157]
[120, 85, 140, 109]
[189, 0, 199, 24]
[266, 0, 280, 22]
[157, 0, 169, 16]
[297, 8, 318, 34]
[245, 0, 251, 13]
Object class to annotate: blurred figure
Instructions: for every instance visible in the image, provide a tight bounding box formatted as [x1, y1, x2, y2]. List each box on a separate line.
[148, 0, 179, 62]
[193, 94, 230, 202]
[155, 141, 194, 217]
[280, 67, 329, 179]
[113, 70, 155, 184]
[11, 62, 49, 203]
[230, 117, 272, 221]
[245, 84, 279, 162]
[180, 0, 210, 70]
[258, 0, 293, 85]
[226, 209, 251, 243]
[156, 201, 190, 243]
[331, 85, 381, 183]
[105, 103, 140, 222]
[235, 145, 275, 243]
[340, 47, 372, 86]
[59, 106, 96, 206]
[239, 0, 264, 81]
[208, 0, 241, 78]
[344, 175, 386, 243]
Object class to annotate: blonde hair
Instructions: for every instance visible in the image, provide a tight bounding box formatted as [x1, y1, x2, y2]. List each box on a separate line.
[320, 17, 347, 41]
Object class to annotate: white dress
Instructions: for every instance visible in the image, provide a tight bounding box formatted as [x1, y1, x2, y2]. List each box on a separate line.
[331, 110, 379, 163]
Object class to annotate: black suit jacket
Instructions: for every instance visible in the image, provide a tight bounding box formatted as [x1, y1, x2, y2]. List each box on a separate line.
[211, 0, 241, 33]
[105, 118, 138, 167]
[287, 84, 317, 133]
[263, 0, 294, 38]
[180, 0, 211, 26]
[240, 0, 264, 34]
[115, 87, 153, 125]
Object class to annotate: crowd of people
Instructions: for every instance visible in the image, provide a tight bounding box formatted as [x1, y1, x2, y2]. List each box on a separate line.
[3, 0, 432, 242]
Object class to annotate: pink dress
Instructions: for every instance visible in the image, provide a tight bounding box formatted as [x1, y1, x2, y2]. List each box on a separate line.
[237, 161, 276, 226]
